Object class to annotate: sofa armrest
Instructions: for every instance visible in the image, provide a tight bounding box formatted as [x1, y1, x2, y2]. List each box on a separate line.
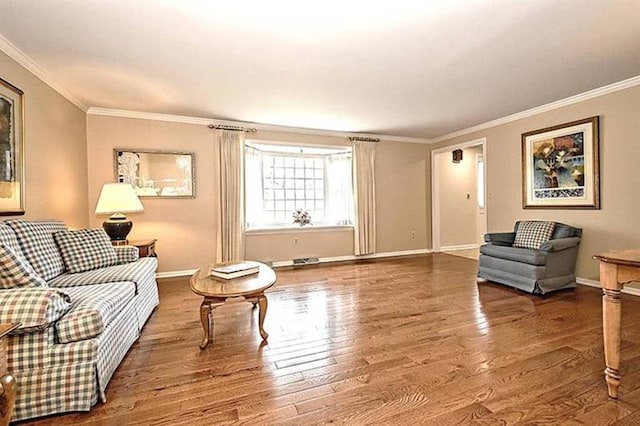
[539, 237, 581, 252]
[114, 245, 139, 264]
[484, 232, 516, 246]
[0, 288, 71, 334]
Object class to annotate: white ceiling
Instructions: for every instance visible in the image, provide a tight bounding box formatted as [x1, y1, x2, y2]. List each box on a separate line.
[0, 0, 638, 139]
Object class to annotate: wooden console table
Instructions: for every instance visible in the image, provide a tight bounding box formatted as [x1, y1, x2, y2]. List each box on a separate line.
[594, 249, 640, 398]
[1, 323, 20, 426]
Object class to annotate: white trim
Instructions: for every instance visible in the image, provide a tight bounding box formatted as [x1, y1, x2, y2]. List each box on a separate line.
[431, 138, 488, 253]
[246, 225, 353, 236]
[87, 107, 433, 144]
[432, 75, 640, 143]
[156, 269, 198, 279]
[577, 277, 640, 297]
[0, 33, 87, 111]
[440, 244, 479, 252]
[271, 248, 432, 267]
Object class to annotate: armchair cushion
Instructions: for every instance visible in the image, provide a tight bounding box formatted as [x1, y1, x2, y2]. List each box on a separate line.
[56, 282, 136, 343]
[539, 237, 581, 252]
[0, 243, 48, 289]
[6, 220, 68, 281]
[480, 244, 547, 266]
[485, 232, 516, 246]
[0, 288, 71, 333]
[53, 228, 117, 273]
[513, 220, 555, 249]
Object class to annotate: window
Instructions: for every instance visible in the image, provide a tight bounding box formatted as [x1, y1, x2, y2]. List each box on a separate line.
[245, 142, 354, 229]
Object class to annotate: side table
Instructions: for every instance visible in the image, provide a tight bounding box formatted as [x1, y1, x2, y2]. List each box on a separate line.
[1, 323, 20, 426]
[113, 239, 157, 257]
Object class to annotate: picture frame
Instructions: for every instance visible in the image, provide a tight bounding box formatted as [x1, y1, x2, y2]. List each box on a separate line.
[521, 116, 599, 209]
[114, 149, 195, 198]
[0, 77, 25, 216]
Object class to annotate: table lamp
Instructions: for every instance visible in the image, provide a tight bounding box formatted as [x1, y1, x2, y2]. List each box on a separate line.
[95, 183, 144, 241]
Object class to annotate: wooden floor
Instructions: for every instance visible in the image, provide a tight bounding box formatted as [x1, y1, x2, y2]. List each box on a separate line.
[24, 254, 640, 425]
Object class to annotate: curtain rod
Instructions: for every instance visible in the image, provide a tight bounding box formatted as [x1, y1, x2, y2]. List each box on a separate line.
[208, 124, 257, 133]
[348, 136, 380, 142]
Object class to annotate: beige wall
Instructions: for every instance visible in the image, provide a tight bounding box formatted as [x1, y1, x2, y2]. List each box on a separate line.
[431, 86, 640, 280]
[0, 51, 88, 227]
[437, 145, 482, 247]
[87, 116, 430, 272]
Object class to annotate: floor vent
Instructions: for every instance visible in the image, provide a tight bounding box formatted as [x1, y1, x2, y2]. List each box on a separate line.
[293, 257, 320, 266]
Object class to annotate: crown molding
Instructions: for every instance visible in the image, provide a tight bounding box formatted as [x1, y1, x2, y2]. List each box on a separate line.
[86, 107, 433, 144]
[431, 75, 640, 143]
[0, 33, 87, 111]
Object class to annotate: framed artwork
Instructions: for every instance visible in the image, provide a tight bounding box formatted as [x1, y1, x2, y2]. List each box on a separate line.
[0, 77, 25, 215]
[522, 116, 600, 209]
[114, 149, 195, 198]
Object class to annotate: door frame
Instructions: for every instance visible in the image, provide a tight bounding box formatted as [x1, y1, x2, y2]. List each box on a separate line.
[431, 137, 487, 252]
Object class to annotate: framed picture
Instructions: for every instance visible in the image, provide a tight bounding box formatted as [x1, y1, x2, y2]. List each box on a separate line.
[0, 77, 25, 215]
[522, 116, 600, 209]
[114, 149, 195, 198]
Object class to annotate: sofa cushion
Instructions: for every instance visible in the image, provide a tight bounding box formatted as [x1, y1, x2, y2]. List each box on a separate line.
[114, 245, 140, 264]
[6, 220, 68, 281]
[53, 228, 117, 273]
[513, 220, 555, 249]
[47, 257, 157, 292]
[0, 243, 48, 289]
[480, 244, 547, 266]
[0, 288, 71, 333]
[57, 282, 136, 343]
[0, 223, 23, 257]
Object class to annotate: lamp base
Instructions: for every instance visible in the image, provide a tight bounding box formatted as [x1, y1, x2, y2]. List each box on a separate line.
[103, 217, 133, 241]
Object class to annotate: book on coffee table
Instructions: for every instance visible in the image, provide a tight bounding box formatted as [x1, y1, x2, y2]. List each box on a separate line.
[210, 262, 260, 279]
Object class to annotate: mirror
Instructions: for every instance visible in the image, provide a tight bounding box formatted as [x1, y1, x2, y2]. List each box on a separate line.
[114, 149, 195, 198]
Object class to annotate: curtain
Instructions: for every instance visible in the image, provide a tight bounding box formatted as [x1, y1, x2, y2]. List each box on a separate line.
[352, 140, 376, 255]
[214, 130, 245, 263]
[326, 152, 354, 226]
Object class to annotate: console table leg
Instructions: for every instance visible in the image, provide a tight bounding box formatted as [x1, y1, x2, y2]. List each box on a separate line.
[603, 288, 622, 398]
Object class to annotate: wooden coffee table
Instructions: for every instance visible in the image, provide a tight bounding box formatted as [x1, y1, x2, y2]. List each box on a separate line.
[190, 261, 276, 349]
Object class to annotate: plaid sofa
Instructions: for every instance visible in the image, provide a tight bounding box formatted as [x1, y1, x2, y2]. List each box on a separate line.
[0, 220, 159, 422]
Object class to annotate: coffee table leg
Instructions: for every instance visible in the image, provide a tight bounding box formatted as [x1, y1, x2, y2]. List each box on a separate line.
[258, 295, 269, 340]
[199, 300, 212, 350]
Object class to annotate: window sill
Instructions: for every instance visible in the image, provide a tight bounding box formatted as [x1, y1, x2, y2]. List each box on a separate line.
[245, 225, 354, 236]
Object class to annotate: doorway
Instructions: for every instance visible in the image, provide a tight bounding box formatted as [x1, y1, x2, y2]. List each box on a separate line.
[431, 138, 487, 256]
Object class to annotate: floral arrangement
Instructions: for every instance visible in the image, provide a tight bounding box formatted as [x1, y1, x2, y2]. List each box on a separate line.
[292, 209, 311, 227]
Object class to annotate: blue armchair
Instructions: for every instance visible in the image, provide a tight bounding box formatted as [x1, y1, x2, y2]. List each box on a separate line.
[478, 221, 582, 295]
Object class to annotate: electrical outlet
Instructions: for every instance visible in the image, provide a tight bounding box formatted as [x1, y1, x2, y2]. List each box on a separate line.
[411, 230, 416, 239]
[293, 237, 299, 245]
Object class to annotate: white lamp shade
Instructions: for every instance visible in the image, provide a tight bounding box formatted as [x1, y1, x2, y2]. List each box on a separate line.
[95, 183, 144, 215]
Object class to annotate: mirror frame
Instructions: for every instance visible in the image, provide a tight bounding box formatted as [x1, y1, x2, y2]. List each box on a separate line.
[113, 149, 196, 198]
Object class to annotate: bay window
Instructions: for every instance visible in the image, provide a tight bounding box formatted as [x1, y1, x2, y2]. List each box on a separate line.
[245, 142, 354, 230]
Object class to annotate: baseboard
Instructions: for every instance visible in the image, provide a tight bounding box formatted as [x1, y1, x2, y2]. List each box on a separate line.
[156, 269, 198, 279]
[440, 244, 479, 252]
[156, 249, 432, 277]
[577, 277, 640, 297]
